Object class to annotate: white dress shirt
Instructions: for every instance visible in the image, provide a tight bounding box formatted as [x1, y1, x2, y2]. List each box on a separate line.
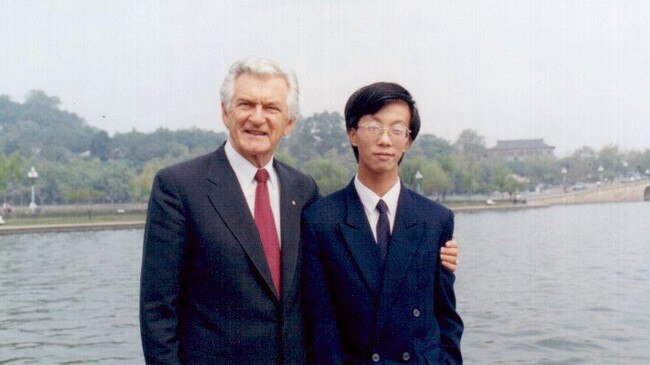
[225, 140, 282, 246]
[354, 175, 401, 242]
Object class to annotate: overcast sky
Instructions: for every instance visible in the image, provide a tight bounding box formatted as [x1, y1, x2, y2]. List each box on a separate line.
[2, 0, 649, 156]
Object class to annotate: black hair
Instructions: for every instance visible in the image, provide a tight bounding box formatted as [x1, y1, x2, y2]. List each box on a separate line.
[344, 82, 421, 162]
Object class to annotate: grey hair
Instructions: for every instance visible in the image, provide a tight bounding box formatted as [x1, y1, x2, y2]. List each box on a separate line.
[219, 57, 300, 120]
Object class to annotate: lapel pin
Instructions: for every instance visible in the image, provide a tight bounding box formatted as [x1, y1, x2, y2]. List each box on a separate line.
[291, 200, 296, 206]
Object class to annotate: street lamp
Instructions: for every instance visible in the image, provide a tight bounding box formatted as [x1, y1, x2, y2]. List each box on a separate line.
[561, 167, 567, 192]
[415, 170, 423, 195]
[598, 165, 604, 185]
[27, 166, 38, 214]
[622, 161, 628, 179]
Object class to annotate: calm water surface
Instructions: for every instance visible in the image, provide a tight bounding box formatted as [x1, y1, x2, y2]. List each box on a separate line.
[1, 202, 649, 364]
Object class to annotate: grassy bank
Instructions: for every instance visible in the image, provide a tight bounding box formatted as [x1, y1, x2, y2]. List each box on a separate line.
[0, 199, 532, 230]
[1, 212, 146, 227]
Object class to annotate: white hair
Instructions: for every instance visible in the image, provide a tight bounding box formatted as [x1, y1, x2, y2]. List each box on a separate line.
[219, 57, 300, 120]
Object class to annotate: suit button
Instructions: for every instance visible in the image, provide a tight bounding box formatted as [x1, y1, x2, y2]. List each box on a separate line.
[402, 352, 411, 361]
[372, 353, 380, 362]
[412, 308, 421, 317]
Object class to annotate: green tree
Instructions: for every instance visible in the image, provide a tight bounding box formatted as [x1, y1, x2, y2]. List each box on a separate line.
[90, 130, 111, 161]
[597, 145, 623, 179]
[520, 157, 557, 187]
[274, 151, 297, 168]
[400, 157, 452, 198]
[453, 129, 486, 158]
[283, 112, 348, 167]
[302, 156, 349, 196]
[628, 149, 650, 177]
[557, 146, 597, 183]
[0, 153, 24, 202]
[131, 157, 182, 202]
[408, 134, 453, 160]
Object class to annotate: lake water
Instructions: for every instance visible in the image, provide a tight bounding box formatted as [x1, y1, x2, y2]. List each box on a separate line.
[1, 202, 649, 364]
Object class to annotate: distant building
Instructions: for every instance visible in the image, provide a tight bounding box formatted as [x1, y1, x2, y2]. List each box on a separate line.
[487, 139, 555, 161]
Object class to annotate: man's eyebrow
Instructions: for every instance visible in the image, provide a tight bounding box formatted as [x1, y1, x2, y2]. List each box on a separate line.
[367, 115, 408, 125]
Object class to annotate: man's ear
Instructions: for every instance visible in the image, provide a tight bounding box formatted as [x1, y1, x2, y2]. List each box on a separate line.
[347, 128, 358, 147]
[282, 117, 296, 136]
[221, 103, 230, 127]
[405, 136, 413, 150]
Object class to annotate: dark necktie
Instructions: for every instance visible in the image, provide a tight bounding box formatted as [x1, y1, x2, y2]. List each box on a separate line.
[254, 169, 281, 297]
[376, 199, 390, 260]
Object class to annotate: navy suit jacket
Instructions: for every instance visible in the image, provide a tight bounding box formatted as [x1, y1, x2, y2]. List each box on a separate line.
[140, 144, 319, 365]
[302, 181, 463, 365]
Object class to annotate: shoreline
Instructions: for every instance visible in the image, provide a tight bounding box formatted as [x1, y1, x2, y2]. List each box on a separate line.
[0, 203, 550, 236]
[0, 221, 145, 236]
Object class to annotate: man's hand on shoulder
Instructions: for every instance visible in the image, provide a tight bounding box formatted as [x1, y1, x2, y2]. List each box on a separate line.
[440, 239, 459, 272]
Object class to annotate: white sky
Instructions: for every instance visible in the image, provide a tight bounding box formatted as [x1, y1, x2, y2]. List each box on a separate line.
[2, 0, 649, 156]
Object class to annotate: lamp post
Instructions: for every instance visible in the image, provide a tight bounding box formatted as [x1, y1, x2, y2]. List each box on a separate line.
[415, 170, 423, 195]
[622, 161, 628, 180]
[598, 165, 604, 185]
[561, 167, 567, 192]
[27, 166, 38, 214]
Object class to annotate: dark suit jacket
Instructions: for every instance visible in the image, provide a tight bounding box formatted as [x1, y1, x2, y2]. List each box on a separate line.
[140, 144, 319, 365]
[302, 181, 463, 365]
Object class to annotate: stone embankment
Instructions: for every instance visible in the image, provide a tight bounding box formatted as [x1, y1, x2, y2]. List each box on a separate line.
[2, 183, 649, 236]
[527, 180, 650, 206]
[0, 221, 144, 235]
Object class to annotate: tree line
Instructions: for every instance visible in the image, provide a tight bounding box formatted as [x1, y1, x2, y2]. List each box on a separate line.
[2, 90, 650, 206]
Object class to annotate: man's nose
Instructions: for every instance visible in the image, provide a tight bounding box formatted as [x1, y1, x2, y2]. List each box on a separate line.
[249, 105, 265, 124]
[377, 128, 392, 145]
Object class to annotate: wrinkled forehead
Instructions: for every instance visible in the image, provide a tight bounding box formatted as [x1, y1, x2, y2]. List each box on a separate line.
[233, 73, 289, 100]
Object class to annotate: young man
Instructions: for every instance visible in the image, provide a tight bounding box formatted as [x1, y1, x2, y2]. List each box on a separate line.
[302, 82, 463, 364]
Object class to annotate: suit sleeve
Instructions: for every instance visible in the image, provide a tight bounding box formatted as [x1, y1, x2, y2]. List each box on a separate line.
[436, 211, 464, 364]
[301, 213, 345, 365]
[140, 169, 188, 365]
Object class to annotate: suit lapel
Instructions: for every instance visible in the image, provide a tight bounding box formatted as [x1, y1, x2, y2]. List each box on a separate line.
[376, 187, 424, 332]
[339, 182, 383, 296]
[275, 161, 304, 305]
[205, 145, 278, 301]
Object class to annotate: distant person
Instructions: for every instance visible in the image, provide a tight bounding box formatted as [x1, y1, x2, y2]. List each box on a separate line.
[140, 58, 460, 364]
[2, 202, 11, 215]
[302, 82, 463, 364]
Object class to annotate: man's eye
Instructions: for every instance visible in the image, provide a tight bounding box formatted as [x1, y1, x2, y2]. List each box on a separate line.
[366, 126, 380, 132]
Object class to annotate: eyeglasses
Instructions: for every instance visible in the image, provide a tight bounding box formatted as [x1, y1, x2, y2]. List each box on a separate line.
[357, 122, 410, 140]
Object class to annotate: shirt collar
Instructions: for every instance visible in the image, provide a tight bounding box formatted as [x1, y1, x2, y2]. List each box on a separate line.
[225, 139, 275, 186]
[354, 175, 401, 216]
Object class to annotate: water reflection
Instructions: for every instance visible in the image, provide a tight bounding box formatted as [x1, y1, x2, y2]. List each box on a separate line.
[1, 202, 649, 364]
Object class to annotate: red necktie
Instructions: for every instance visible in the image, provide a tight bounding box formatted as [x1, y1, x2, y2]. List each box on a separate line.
[254, 169, 281, 297]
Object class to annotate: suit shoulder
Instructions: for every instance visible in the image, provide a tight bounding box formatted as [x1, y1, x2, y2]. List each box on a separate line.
[405, 189, 454, 220]
[156, 151, 214, 178]
[302, 188, 347, 222]
[274, 160, 319, 201]
[274, 160, 314, 184]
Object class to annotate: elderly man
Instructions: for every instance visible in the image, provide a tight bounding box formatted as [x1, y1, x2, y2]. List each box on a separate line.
[140, 58, 459, 365]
